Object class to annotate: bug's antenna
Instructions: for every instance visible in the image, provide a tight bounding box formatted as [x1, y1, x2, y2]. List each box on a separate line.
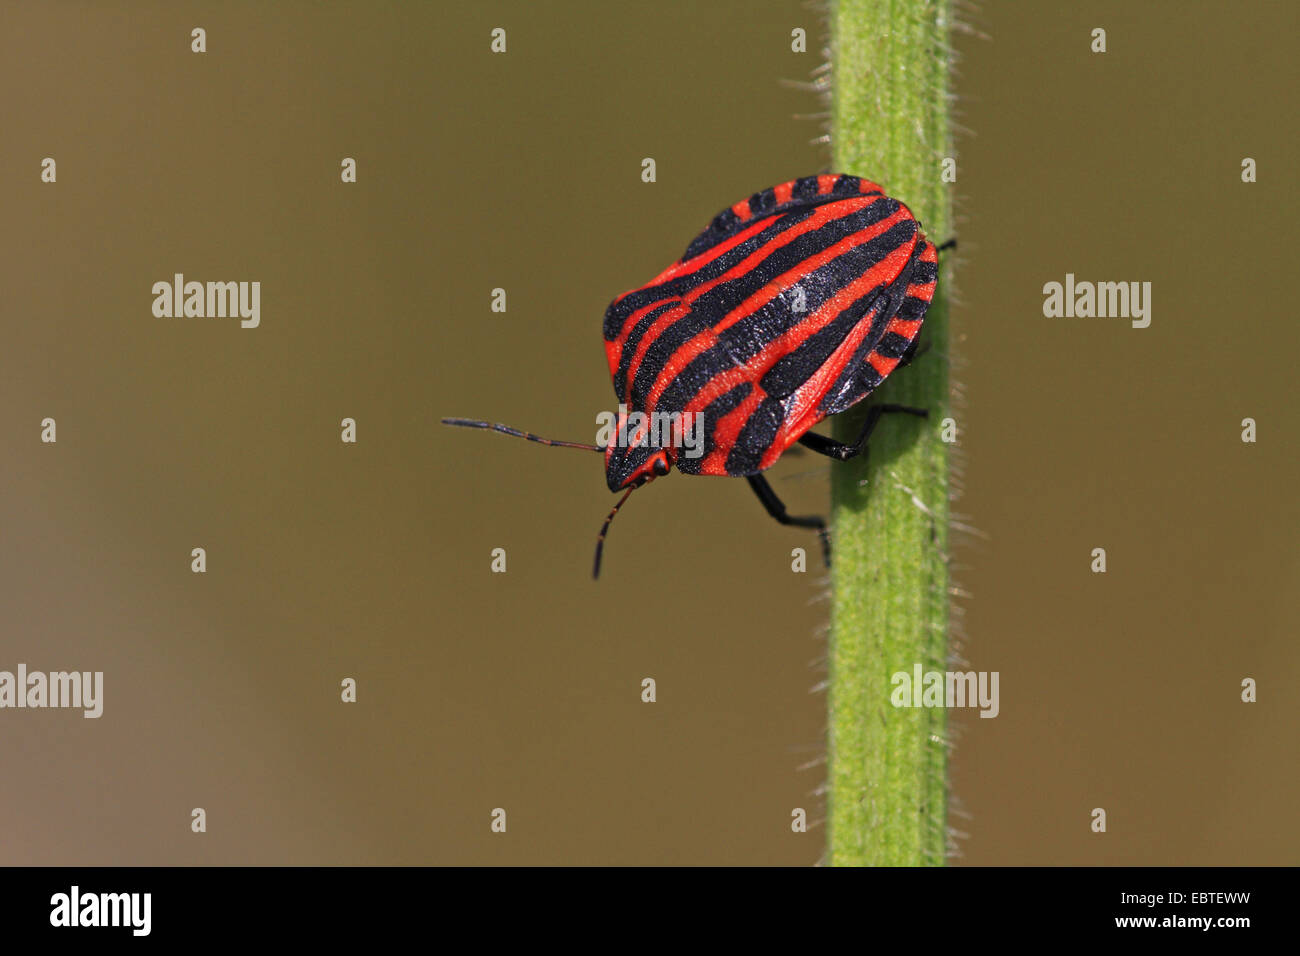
[592, 485, 636, 580]
[441, 418, 603, 452]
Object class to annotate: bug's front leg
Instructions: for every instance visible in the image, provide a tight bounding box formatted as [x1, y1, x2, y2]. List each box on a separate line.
[797, 404, 928, 463]
[745, 474, 830, 567]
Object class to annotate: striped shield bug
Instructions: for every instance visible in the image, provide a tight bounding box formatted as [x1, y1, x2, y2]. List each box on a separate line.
[445, 174, 943, 578]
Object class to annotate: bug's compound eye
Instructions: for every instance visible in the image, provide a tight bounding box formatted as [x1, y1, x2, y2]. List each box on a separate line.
[652, 456, 669, 477]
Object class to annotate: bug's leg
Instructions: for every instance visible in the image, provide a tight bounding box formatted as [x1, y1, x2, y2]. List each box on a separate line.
[746, 474, 831, 567]
[797, 404, 928, 462]
[896, 336, 931, 370]
[936, 237, 957, 254]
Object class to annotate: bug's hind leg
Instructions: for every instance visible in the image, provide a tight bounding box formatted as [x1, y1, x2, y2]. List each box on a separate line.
[797, 404, 928, 463]
[746, 474, 830, 567]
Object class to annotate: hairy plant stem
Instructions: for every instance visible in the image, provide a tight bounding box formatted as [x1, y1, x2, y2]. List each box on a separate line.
[827, 0, 953, 866]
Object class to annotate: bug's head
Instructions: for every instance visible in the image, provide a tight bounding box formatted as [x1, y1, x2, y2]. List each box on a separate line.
[603, 410, 673, 492]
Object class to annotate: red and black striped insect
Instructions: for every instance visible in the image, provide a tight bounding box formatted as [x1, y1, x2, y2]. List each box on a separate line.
[444, 174, 942, 578]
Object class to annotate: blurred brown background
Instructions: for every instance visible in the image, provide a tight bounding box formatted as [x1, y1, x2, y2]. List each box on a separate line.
[1, 1, 1295, 865]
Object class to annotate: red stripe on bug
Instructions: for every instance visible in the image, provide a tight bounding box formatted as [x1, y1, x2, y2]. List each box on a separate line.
[774, 300, 893, 461]
[681, 234, 917, 473]
[644, 204, 908, 413]
[607, 298, 689, 374]
[620, 303, 690, 401]
[760, 242, 918, 455]
[700, 383, 769, 475]
[760, 241, 914, 369]
[868, 352, 899, 376]
[774, 181, 794, 205]
[625, 199, 888, 396]
[628, 214, 778, 301]
[816, 174, 836, 195]
[886, 317, 924, 339]
[732, 199, 752, 220]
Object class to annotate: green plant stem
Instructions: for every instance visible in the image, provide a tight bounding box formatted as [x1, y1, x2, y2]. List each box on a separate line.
[828, 0, 952, 866]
